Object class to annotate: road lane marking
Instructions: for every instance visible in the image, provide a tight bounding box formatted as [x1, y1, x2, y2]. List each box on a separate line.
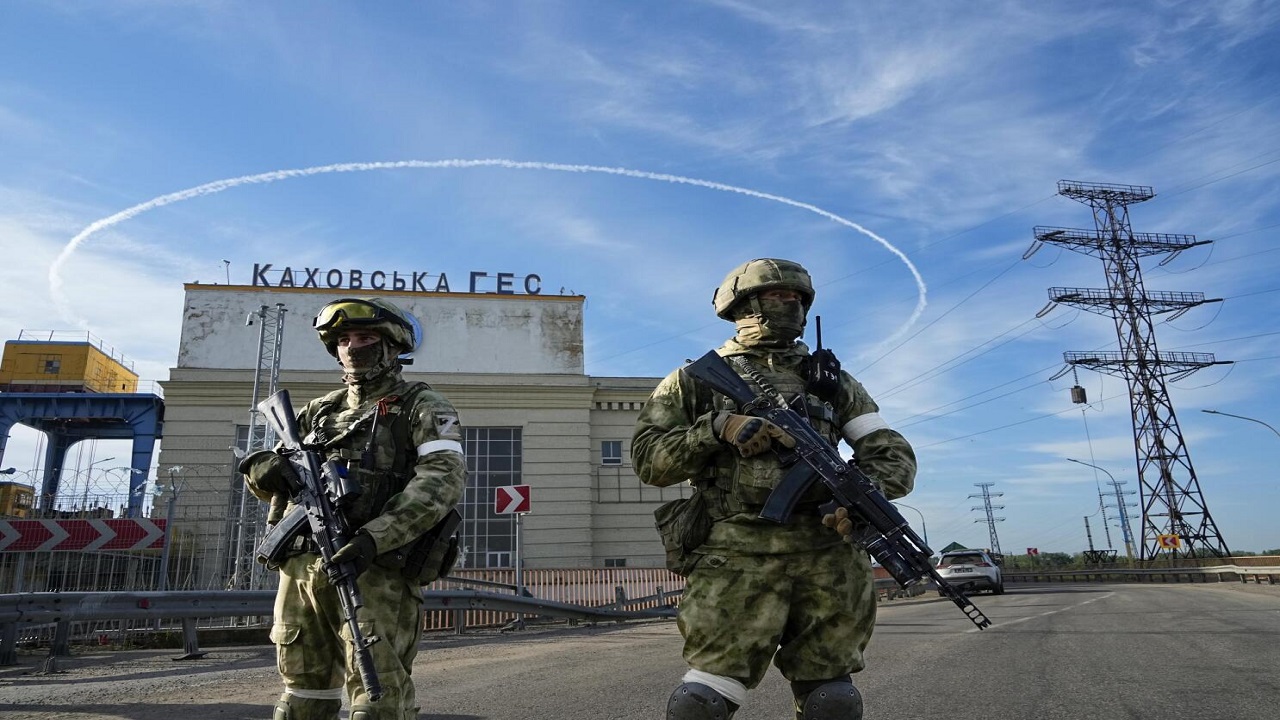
[966, 591, 1116, 633]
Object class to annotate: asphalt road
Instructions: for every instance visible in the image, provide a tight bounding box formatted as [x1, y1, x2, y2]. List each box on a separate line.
[1, 582, 1276, 719]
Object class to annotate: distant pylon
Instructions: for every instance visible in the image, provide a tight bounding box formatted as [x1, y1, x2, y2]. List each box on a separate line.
[969, 482, 1004, 556]
[1031, 180, 1231, 560]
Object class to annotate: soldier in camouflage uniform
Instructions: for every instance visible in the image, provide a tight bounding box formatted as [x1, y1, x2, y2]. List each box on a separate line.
[239, 297, 467, 720]
[632, 259, 916, 720]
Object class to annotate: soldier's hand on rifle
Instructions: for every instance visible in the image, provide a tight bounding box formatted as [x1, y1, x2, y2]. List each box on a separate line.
[329, 533, 378, 578]
[822, 506, 856, 540]
[237, 450, 300, 501]
[713, 412, 797, 457]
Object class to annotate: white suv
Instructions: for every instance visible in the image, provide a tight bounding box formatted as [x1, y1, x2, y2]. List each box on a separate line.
[936, 550, 1004, 595]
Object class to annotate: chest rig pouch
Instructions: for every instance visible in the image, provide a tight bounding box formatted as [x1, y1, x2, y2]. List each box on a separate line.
[707, 355, 843, 513]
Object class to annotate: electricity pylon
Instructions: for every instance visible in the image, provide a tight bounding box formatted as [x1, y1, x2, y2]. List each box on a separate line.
[1031, 180, 1231, 560]
[969, 482, 1004, 557]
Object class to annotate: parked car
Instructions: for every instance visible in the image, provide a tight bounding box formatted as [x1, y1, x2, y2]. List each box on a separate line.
[936, 549, 1004, 595]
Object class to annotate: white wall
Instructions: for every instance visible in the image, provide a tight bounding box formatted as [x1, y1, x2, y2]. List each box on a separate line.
[176, 286, 584, 375]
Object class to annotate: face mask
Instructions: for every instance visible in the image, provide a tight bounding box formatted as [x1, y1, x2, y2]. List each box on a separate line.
[340, 340, 399, 383]
[735, 296, 806, 347]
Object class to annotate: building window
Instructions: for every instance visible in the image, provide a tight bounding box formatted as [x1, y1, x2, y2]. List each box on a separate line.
[604, 558, 627, 568]
[43, 356, 61, 374]
[601, 440, 623, 466]
[459, 427, 523, 569]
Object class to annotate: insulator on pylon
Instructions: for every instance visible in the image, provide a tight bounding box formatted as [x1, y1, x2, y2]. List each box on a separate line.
[1070, 385, 1087, 404]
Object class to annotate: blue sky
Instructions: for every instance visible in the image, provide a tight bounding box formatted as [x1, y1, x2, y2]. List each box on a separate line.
[2, 1, 1278, 554]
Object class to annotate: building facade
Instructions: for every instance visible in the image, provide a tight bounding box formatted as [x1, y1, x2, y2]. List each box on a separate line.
[158, 282, 687, 589]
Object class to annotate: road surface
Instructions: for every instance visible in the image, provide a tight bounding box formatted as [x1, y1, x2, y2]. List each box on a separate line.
[1, 582, 1275, 719]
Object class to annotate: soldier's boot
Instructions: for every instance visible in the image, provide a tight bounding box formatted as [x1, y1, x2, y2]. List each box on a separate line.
[668, 682, 739, 719]
[791, 678, 863, 720]
[271, 694, 342, 720]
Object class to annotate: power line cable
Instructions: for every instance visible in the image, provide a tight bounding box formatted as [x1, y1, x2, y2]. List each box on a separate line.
[880, 318, 1045, 399]
[855, 258, 1023, 374]
[1161, 153, 1280, 198]
[894, 360, 1057, 421]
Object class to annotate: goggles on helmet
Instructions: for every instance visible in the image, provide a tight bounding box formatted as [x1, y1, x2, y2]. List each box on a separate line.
[313, 298, 412, 333]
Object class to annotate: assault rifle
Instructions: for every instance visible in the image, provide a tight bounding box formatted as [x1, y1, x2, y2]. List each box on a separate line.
[254, 389, 385, 701]
[684, 350, 991, 630]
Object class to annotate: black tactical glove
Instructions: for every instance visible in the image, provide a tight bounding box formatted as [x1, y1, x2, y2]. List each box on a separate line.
[236, 450, 299, 501]
[713, 412, 797, 457]
[328, 533, 378, 578]
[822, 506, 856, 540]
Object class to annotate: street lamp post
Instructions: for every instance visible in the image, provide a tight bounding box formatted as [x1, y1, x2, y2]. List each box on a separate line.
[78, 456, 116, 511]
[107, 467, 149, 517]
[892, 501, 929, 550]
[157, 466, 183, 591]
[1067, 458, 1136, 559]
[1201, 409, 1280, 441]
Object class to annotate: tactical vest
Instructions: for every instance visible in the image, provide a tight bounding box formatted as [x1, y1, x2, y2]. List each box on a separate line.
[302, 382, 462, 584]
[305, 382, 430, 530]
[700, 353, 843, 518]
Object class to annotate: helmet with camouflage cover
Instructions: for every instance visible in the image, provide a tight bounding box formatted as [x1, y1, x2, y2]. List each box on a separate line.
[712, 258, 815, 320]
[313, 297, 420, 357]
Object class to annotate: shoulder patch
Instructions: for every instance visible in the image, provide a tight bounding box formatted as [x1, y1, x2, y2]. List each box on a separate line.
[435, 413, 462, 439]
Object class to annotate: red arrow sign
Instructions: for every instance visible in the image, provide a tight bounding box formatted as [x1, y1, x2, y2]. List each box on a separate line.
[0, 519, 167, 552]
[495, 485, 531, 515]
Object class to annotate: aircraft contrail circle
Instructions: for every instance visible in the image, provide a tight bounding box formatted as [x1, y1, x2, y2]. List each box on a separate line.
[50, 159, 927, 344]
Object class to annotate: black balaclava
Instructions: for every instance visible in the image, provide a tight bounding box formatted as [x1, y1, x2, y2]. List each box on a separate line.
[340, 337, 401, 385]
[733, 293, 807, 348]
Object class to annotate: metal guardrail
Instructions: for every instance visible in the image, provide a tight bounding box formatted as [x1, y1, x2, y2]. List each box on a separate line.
[0, 576, 917, 666]
[0, 587, 679, 666]
[1004, 564, 1280, 585]
[9, 568, 1258, 663]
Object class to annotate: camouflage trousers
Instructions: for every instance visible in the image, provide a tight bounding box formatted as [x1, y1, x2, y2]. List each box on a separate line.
[270, 553, 423, 719]
[678, 543, 876, 688]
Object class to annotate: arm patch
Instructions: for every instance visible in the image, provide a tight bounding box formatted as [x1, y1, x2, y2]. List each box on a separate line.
[435, 413, 462, 440]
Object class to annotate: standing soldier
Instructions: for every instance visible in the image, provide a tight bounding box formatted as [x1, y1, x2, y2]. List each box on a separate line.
[632, 259, 917, 720]
[239, 297, 467, 720]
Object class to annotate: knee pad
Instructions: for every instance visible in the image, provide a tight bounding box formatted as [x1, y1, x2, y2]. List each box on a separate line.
[349, 704, 417, 720]
[668, 682, 739, 720]
[272, 695, 342, 720]
[793, 680, 863, 720]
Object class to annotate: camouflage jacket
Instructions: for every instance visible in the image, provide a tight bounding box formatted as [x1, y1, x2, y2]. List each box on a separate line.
[294, 372, 467, 555]
[632, 338, 916, 554]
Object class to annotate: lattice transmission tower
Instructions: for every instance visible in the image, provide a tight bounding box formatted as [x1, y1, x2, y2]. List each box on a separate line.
[1031, 180, 1231, 560]
[970, 482, 1004, 556]
[226, 302, 287, 590]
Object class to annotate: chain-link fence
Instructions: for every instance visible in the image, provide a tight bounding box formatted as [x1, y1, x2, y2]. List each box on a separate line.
[1, 463, 274, 595]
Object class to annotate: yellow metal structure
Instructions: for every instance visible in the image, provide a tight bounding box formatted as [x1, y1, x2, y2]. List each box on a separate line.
[0, 340, 138, 394]
[0, 481, 35, 518]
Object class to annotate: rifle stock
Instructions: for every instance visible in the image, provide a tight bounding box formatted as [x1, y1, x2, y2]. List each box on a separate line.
[684, 350, 991, 630]
[255, 390, 386, 701]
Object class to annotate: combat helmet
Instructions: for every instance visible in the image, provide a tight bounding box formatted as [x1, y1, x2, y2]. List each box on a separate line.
[313, 297, 419, 357]
[712, 258, 815, 319]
